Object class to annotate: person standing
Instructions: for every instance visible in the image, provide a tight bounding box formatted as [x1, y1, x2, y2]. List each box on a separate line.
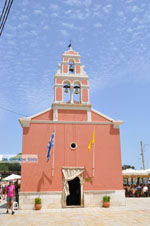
[142, 184, 148, 197]
[5, 181, 15, 215]
[0, 184, 2, 202]
[14, 180, 20, 203]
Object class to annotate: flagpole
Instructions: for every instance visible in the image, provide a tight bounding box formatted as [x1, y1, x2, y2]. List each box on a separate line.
[52, 127, 56, 177]
[92, 127, 95, 177]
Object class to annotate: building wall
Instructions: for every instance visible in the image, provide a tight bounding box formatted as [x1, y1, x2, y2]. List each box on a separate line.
[21, 110, 123, 193]
[32, 109, 53, 120]
[91, 111, 111, 122]
[58, 109, 87, 121]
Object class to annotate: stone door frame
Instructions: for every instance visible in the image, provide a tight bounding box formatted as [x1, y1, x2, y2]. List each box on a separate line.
[62, 167, 84, 208]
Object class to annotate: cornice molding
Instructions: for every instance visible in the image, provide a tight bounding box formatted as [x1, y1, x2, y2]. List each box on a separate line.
[55, 84, 89, 89]
[30, 120, 113, 125]
[55, 74, 88, 79]
[18, 118, 31, 128]
[52, 103, 92, 110]
[62, 54, 80, 58]
[62, 62, 81, 65]
[19, 118, 122, 128]
[113, 120, 123, 128]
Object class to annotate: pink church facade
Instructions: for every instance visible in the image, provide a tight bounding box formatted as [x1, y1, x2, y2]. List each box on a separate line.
[19, 48, 125, 209]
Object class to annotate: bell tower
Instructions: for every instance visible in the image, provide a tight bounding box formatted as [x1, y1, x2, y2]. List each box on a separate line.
[52, 47, 92, 121]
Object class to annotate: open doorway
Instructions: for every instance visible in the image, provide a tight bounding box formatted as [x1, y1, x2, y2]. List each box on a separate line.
[66, 177, 81, 206]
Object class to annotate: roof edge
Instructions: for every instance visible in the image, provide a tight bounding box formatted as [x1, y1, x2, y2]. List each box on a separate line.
[92, 108, 123, 128]
[18, 107, 52, 128]
[92, 108, 114, 121]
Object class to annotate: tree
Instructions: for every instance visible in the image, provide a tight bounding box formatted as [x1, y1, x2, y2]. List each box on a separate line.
[0, 152, 22, 172]
[0, 162, 21, 172]
[122, 165, 135, 170]
[0, 163, 9, 171]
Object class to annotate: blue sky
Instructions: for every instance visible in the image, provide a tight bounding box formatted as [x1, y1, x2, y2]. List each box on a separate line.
[0, 0, 150, 169]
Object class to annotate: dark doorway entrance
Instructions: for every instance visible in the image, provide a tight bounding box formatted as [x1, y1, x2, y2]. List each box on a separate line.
[66, 177, 81, 206]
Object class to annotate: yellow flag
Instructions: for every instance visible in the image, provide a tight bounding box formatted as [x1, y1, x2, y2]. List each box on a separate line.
[88, 143, 91, 151]
[91, 131, 95, 144]
[88, 131, 95, 151]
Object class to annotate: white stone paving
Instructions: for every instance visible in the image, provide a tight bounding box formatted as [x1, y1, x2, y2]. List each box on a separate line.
[0, 198, 150, 226]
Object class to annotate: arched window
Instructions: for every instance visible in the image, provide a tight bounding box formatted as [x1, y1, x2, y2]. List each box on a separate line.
[73, 82, 81, 103]
[63, 81, 71, 103]
[69, 60, 75, 74]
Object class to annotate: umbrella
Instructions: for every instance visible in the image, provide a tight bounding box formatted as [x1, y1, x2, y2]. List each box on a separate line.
[3, 174, 21, 181]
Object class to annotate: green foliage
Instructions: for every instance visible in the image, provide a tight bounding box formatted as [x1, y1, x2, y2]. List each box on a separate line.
[8, 163, 21, 171]
[10, 153, 22, 161]
[122, 165, 135, 170]
[35, 197, 42, 204]
[103, 196, 110, 202]
[0, 163, 21, 172]
[0, 163, 9, 171]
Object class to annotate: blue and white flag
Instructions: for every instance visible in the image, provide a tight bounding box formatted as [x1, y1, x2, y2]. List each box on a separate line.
[46, 131, 55, 162]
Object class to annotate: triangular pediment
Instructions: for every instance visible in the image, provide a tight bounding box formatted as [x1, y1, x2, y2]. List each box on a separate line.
[91, 109, 114, 122]
[29, 108, 53, 120]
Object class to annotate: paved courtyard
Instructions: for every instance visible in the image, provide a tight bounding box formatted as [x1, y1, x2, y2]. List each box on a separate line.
[0, 198, 150, 226]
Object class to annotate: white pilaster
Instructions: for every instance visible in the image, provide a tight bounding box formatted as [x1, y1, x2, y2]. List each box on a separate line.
[87, 110, 91, 122]
[53, 108, 58, 121]
[70, 87, 74, 104]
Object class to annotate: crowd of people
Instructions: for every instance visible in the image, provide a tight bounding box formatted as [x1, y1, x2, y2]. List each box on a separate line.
[124, 183, 150, 197]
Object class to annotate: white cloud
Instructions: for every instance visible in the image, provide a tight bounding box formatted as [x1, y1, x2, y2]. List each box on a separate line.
[118, 11, 124, 16]
[7, 40, 16, 45]
[50, 4, 59, 10]
[93, 4, 101, 11]
[125, 0, 135, 3]
[127, 27, 133, 33]
[103, 4, 112, 14]
[63, 0, 92, 7]
[132, 17, 138, 23]
[128, 5, 142, 13]
[90, 75, 113, 92]
[20, 71, 53, 113]
[58, 41, 66, 46]
[30, 30, 39, 36]
[43, 25, 49, 30]
[62, 22, 77, 29]
[65, 9, 90, 20]
[33, 9, 43, 15]
[64, 0, 81, 6]
[19, 15, 28, 21]
[60, 29, 69, 36]
[22, 0, 29, 6]
[94, 23, 102, 28]
[0, 95, 9, 122]
[51, 12, 59, 17]
[84, 0, 92, 7]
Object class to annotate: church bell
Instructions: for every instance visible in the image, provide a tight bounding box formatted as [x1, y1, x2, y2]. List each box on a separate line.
[74, 85, 80, 94]
[64, 84, 70, 93]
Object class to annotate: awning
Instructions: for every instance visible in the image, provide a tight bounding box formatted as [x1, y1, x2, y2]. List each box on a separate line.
[3, 174, 21, 181]
[122, 169, 150, 178]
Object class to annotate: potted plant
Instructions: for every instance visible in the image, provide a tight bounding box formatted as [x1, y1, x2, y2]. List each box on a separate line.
[34, 197, 42, 210]
[102, 195, 110, 208]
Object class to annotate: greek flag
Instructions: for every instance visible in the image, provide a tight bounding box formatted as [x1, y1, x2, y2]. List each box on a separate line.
[47, 131, 55, 162]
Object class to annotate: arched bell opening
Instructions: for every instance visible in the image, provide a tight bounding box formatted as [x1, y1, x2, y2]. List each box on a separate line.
[68, 60, 75, 74]
[73, 82, 81, 104]
[63, 81, 71, 103]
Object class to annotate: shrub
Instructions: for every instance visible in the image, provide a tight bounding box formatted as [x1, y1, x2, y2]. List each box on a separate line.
[35, 197, 42, 204]
[103, 196, 110, 202]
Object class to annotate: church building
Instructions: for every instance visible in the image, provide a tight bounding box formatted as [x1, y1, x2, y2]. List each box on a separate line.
[19, 47, 125, 209]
